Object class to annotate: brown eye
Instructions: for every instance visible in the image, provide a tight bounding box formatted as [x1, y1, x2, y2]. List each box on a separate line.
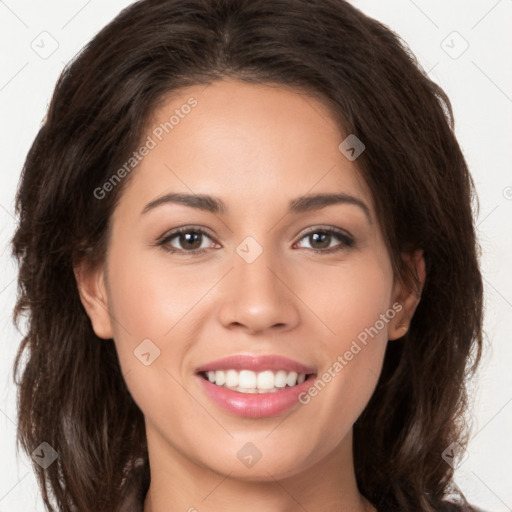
[158, 227, 217, 254]
[307, 232, 331, 249]
[157, 226, 354, 256]
[295, 228, 354, 253]
[173, 231, 204, 250]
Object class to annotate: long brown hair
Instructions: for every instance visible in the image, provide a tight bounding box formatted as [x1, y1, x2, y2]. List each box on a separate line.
[11, 0, 483, 510]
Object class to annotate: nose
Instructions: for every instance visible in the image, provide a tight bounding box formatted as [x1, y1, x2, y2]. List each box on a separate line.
[217, 242, 300, 335]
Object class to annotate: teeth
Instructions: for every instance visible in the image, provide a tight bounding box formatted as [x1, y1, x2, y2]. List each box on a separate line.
[204, 369, 308, 392]
[286, 371, 298, 387]
[240, 369, 257, 388]
[257, 370, 275, 390]
[216, 370, 225, 386]
[274, 370, 288, 388]
[225, 369, 238, 387]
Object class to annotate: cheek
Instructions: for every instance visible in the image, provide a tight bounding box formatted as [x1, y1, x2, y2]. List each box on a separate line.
[298, 254, 393, 427]
[105, 244, 202, 421]
[298, 252, 394, 345]
[105, 243, 202, 340]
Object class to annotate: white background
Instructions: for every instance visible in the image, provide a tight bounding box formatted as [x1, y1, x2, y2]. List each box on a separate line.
[1, 1, 511, 511]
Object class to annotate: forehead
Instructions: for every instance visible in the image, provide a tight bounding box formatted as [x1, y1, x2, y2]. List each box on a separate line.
[116, 79, 374, 218]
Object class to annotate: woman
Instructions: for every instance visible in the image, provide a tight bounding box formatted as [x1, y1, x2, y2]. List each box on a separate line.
[11, 0, 485, 511]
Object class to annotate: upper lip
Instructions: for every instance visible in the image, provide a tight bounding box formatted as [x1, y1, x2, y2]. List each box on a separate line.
[196, 354, 316, 374]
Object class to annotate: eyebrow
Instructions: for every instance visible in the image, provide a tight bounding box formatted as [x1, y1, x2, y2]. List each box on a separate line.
[141, 192, 371, 222]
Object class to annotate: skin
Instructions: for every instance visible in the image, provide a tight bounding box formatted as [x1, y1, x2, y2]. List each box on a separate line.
[75, 78, 425, 512]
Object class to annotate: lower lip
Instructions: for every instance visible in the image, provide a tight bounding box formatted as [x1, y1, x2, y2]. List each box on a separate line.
[196, 374, 316, 418]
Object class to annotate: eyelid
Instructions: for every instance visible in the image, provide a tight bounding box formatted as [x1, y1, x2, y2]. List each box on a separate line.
[155, 224, 215, 245]
[297, 225, 353, 241]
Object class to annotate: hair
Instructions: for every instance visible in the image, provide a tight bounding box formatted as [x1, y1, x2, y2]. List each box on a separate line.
[11, 0, 483, 511]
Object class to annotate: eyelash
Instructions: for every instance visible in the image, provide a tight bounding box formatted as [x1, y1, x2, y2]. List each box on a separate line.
[156, 225, 355, 256]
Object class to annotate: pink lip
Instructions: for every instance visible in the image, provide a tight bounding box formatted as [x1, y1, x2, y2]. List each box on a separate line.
[195, 354, 316, 374]
[196, 373, 316, 418]
[195, 354, 317, 418]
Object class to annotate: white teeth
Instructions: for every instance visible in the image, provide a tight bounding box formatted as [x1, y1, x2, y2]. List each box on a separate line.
[274, 370, 288, 388]
[234, 386, 258, 394]
[286, 371, 298, 387]
[225, 369, 238, 387]
[204, 369, 308, 392]
[216, 370, 225, 386]
[257, 370, 275, 390]
[239, 370, 257, 388]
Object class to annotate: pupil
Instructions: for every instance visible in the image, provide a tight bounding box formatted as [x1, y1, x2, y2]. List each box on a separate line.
[182, 232, 201, 249]
[311, 233, 329, 249]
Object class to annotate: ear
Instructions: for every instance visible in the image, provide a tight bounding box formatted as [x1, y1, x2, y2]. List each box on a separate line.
[388, 249, 426, 340]
[73, 259, 114, 339]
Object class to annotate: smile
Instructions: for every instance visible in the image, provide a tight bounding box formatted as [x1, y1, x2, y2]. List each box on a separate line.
[199, 369, 309, 393]
[195, 354, 317, 417]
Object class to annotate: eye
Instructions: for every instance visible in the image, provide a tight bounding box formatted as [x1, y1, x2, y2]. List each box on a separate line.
[157, 226, 218, 255]
[294, 227, 355, 254]
[156, 225, 355, 256]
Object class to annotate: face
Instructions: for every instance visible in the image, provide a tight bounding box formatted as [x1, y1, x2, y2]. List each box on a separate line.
[77, 79, 419, 483]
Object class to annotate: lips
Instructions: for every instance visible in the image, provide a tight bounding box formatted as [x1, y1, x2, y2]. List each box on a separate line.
[196, 354, 316, 374]
[195, 354, 317, 418]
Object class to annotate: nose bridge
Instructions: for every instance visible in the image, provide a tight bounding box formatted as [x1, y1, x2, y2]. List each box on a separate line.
[218, 234, 299, 333]
[236, 235, 280, 294]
